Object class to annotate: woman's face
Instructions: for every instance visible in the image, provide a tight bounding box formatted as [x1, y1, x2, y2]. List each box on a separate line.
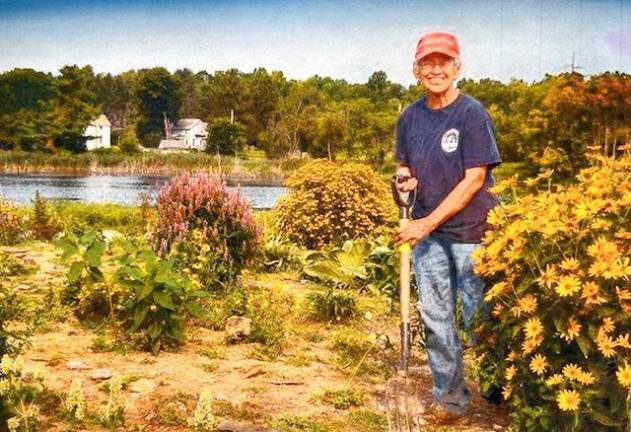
[413, 52, 461, 95]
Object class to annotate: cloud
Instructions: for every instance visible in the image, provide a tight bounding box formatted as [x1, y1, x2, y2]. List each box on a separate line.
[605, 28, 631, 57]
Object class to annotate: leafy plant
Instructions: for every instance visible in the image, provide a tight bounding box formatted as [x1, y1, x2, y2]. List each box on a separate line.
[307, 288, 357, 323]
[321, 387, 365, 409]
[473, 152, 631, 431]
[0, 199, 29, 245]
[0, 356, 44, 432]
[0, 252, 37, 278]
[114, 239, 208, 354]
[303, 240, 371, 289]
[245, 288, 293, 359]
[29, 191, 61, 240]
[271, 159, 397, 249]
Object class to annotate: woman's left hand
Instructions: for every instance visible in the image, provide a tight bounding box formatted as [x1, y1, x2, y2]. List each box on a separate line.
[395, 217, 437, 247]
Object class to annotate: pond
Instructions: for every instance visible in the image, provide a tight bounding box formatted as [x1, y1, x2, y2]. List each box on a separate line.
[0, 174, 287, 209]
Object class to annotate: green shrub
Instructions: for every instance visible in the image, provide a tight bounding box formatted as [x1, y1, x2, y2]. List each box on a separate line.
[270, 159, 397, 249]
[53, 202, 145, 236]
[0, 252, 37, 278]
[472, 153, 631, 431]
[245, 288, 293, 359]
[29, 191, 62, 240]
[0, 199, 29, 245]
[307, 288, 357, 323]
[321, 387, 365, 410]
[114, 239, 208, 354]
[153, 174, 261, 291]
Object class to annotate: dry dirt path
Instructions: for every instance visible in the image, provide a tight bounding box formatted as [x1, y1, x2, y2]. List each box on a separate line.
[4, 242, 509, 431]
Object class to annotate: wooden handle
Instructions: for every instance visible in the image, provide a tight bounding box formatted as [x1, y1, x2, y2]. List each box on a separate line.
[399, 219, 411, 324]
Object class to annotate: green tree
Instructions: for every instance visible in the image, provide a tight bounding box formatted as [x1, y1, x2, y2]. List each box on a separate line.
[206, 117, 246, 155]
[49, 65, 100, 152]
[133, 67, 182, 148]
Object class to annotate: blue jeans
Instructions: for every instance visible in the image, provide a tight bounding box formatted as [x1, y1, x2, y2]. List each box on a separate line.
[412, 234, 486, 415]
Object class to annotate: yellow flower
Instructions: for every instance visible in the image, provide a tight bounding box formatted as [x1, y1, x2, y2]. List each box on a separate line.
[492, 303, 504, 318]
[545, 374, 564, 387]
[616, 363, 631, 389]
[562, 363, 583, 381]
[524, 317, 544, 340]
[616, 334, 631, 349]
[506, 351, 517, 362]
[557, 389, 581, 411]
[560, 317, 581, 342]
[602, 317, 615, 334]
[581, 281, 606, 305]
[522, 336, 543, 355]
[537, 264, 557, 289]
[560, 257, 580, 271]
[555, 275, 582, 297]
[576, 371, 596, 385]
[484, 281, 510, 302]
[502, 385, 512, 400]
[505, 365, 517, 381]
[529, 354, 548, 375]
[517, 294, 538, 315]
[597, 335, 617, 358]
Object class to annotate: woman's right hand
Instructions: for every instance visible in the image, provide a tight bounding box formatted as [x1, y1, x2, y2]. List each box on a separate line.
[395, 166, 419, 193]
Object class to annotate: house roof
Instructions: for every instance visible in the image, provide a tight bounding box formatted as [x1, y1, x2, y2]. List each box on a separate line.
[173, 118, 205, 130]
[91, 114, 111, 127]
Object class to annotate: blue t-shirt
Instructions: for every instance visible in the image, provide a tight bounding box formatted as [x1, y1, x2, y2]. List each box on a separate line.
[395, 93, 502, 243]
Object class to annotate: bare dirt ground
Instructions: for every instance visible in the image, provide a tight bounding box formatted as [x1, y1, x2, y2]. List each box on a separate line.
[4, 242, 509, 432]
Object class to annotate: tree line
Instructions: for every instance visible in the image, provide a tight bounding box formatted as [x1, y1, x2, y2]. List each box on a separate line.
[0, 65, 629, 172]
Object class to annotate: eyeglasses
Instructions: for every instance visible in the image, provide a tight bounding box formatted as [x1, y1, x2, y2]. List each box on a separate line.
[414, 59, 455, 72]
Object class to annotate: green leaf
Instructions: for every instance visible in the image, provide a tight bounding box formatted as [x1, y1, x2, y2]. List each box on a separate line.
[80, 231, 97, 245]
[54, 239, 79, 260]
[128, 266, 145, 282]
[185, 301, 206, 318]
[576, 334, 592, 358]
[153, 291, 175, 310]
[189, 290, 210, 298]
[151, 339, 161, 354]
[138, 249, 157, 268]
[149, 323, 162, 340]
[132, 304, 148, 331]
[155, 261, 176, 287]
[137, 282, 154, 300]
[68, 261, 85, 283]
[589, 403, 622, 427]
[84, 240, 106, 267]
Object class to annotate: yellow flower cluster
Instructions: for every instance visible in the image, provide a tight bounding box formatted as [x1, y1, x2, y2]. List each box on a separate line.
[472, 153, 631, 427]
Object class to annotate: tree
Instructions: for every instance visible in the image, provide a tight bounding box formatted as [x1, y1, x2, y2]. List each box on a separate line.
[206, 117, 246, 155]
[49, 65, 100, 152]
[133, 68, 182, 148]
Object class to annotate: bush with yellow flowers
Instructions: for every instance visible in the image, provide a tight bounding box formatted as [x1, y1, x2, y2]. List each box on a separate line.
[270, 159, 397, 249]
[472, 149, 631, 431]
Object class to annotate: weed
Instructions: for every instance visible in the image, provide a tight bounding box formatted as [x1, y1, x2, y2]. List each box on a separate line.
[307, 288, 357, 323]
[321, 387, 365, 409]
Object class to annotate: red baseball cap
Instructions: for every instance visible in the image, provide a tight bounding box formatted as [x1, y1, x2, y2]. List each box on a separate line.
[415, 32, 460, 61]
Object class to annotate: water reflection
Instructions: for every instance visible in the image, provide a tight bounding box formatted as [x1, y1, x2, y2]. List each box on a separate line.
[0, 174, 286, 209]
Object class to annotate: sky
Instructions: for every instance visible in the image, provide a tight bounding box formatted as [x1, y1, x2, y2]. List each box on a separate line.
[0, 0, 629, 85]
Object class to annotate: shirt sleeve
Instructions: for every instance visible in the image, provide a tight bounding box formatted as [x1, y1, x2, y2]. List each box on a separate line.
[462, 105, 502, 170]
[395, 114, 409, 166]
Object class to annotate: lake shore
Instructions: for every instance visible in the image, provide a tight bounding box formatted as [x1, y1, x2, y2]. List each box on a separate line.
[0, 150, 306, 186]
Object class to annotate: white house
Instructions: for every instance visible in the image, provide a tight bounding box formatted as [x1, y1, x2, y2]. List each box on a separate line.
[84, 114, 111, 150]
[159, 118, 207, 151]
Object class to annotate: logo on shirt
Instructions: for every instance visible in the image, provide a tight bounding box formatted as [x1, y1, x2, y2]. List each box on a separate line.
[441, 128, 459, 153]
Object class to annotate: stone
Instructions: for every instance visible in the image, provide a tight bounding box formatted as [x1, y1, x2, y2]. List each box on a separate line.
[129, 378, 156, 394]
[66, 360, 90, 370]
[216, 420, 260, 432]
[90, 368, 113, 380]
[225, 316, 252, 341]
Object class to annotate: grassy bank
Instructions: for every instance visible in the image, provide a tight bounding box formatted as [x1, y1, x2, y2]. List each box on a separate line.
[0, 149, 308, 185]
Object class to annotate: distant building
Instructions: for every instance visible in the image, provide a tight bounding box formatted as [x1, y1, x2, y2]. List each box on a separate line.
[159, 118, 207, 151]
[84, 114, 111, 150]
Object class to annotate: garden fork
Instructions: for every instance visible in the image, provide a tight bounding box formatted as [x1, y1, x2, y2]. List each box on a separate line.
[384, 175, 425, 432]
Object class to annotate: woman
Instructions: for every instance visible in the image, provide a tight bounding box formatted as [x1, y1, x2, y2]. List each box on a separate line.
[394, 31, 502, 422]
